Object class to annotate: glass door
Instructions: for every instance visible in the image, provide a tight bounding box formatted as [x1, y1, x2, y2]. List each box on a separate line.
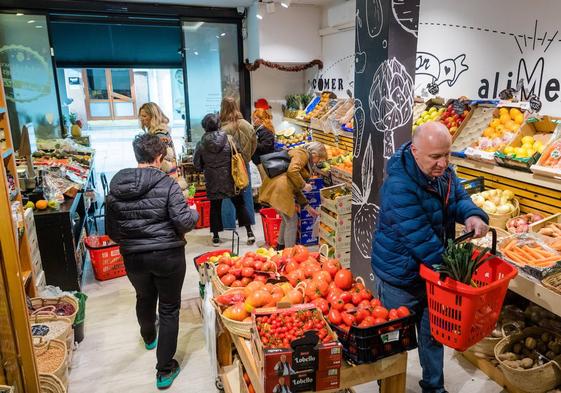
[83, 68, 136, 120]
[182, 21, 241, 142]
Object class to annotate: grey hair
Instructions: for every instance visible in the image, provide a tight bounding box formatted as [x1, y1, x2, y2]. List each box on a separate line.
[304, 141, 328, 161]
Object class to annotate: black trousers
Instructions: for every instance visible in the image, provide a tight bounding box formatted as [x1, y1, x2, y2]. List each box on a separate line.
[123, 247, 186, 372]
[210, 194, 251, 234]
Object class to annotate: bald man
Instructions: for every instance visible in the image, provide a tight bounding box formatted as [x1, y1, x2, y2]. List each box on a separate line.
[371, 121, 488, 393]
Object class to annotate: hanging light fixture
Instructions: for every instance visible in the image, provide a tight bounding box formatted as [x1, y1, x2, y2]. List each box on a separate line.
[281, 0, 290, 8]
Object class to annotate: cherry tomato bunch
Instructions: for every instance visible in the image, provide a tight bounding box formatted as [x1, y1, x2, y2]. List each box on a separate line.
[256, 309, 335, 348]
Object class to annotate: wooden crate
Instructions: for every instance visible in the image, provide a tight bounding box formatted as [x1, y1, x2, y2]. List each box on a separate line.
[529, 212, 561, 235]
[320, 185, 352, 215]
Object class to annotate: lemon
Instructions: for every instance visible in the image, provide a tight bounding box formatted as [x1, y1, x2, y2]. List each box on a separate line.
[522, 142, 534, 150]
[526, 148, 536, 157]
[499, 108, 509, 116]
[521, 136, 535, 145]
[514, 147, 525, 157]
[509, 108, 522, 119]
[504, 146, 515, 155]
[429, 107, 437, 113]
[537, 144, 545, 153]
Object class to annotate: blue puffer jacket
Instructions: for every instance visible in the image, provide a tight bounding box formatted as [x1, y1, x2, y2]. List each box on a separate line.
[371, 142, 488, 287]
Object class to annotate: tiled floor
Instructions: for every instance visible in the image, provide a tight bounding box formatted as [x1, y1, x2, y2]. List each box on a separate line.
[68, 215, 506, 393]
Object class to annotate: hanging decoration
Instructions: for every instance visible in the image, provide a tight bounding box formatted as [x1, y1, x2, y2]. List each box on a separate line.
[244, 58, 323, 72]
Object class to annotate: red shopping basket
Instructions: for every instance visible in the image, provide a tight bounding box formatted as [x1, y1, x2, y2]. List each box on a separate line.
[419, 229, 518, 351]
[84, 235, 126, 281]
[260, 208, 282, 247]
[193, 194, 211, 229]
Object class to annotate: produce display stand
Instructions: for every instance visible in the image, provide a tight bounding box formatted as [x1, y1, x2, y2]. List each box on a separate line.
[218, 325, 408, 393]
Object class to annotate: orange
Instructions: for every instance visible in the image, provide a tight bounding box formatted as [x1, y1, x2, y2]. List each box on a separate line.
[509, 108, 522, 119]
[505, 120, 518, 131]
[514, 113, 524, 124]
[36, 200, 48, 210]
[495, 125, 505, 134]
[490, 119, 501, 128]
[500, 114, 511, 125]
[482, 127, 495, 138]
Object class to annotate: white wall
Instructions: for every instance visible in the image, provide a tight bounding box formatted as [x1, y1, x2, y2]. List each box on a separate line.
[64, 69, 88, 126]
[416, 0, 561, 115]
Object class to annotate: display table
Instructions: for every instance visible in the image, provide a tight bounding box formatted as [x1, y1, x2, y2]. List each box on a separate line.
[221, 330, 408, 393]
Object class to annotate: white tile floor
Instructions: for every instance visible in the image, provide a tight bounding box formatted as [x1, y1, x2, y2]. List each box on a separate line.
[68, 216, 507, 393]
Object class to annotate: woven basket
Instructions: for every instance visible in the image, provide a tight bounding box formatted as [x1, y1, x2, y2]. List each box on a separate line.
[469, 322, 522, 358]
[34, 339, 68, 388]
[542, 272, 561, 296]
[488, 199, 520, 229]
[209, 262, 279, 296]
[39, 373, 67, 393]
[318, 244, 330, 264]
[494, 327, 561, 393]
[212, 297, 251, 339]
[30, 296, 79, 324]
[30, 314, 73, 346]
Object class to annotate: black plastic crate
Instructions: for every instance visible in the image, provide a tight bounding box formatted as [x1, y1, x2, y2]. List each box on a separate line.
[330, 313, 418, 364]
[459, 176, 484, 195]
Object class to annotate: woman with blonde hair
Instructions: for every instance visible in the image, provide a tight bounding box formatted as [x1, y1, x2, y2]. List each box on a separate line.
[219, 97, 257, 243]
[259, 142, 327, 249]
[139, 102, 178, 178]
[251, 107, 275, 166]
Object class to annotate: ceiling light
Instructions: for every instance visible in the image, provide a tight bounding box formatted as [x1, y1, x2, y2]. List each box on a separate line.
[27, 20, 36, 24]
[256, 13, 263, 19]
[35, 25, 43, 28]
[266, 2, 275, 13]
[16, 12, 24, 16]
[281, 0, 290, 8]
[220, 32, 226, 37]
[194, 51, 199, 56]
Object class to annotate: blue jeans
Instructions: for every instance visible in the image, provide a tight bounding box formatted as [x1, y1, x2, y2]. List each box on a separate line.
[222, 165, 256, 229]
[376, 276, 445, 393]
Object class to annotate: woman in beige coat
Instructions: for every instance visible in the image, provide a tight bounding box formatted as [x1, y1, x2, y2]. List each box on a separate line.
[259, 142, 327, 249]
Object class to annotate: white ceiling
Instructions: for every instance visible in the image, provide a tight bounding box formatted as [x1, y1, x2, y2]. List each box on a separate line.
[101, 0, 333, 8]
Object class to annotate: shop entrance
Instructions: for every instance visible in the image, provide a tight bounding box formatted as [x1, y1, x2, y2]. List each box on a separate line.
[83, 68, 136, 121]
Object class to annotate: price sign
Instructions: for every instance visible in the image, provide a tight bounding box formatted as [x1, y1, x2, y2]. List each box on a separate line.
[427, 82, 439, 95]
[451, 99, 467, 116]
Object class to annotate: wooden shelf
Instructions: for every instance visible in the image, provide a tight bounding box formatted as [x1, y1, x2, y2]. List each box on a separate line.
[451, 156, 561, 190]
[509, 272, 561, 318]
[461, 350, 528, 393]
[22, 270, 31, 286]
[220, 364, 239, 393]
[229, 333, 407, 393]
[283, 117, 312, 129]
[2, 148, 13, 160]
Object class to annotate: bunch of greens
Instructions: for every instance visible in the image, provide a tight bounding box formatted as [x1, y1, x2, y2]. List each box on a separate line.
[434, 240, 493, 286]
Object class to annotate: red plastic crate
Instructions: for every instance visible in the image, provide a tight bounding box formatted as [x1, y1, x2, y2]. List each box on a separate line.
[260, 208, 282, 247]
[194, 194, 211, 229]
[420, 253, 518, 351]
[84, 235, 126, 281]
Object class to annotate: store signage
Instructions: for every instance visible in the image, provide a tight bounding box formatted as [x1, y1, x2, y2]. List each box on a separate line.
[310, 77, 344, 91]
[68, 77, 80, 85]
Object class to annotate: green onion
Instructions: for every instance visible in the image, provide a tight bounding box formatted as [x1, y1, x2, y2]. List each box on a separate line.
[434, 240, 494, 286]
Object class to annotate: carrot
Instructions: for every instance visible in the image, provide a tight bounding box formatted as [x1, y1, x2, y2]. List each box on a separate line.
[504, 250, 526, 266]
[515, 246, 537, 261]
[502, 239, 518, 251]
[522, 245, 545, 260]
[531, 257, 561, 266]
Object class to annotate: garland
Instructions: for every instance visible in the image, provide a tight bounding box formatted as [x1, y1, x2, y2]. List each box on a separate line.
[244, 59, 323, 72]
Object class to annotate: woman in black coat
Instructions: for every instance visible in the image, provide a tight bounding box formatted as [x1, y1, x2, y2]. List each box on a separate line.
[194, 113, 254, 246]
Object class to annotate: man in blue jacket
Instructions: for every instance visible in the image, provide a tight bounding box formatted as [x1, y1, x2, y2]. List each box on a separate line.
[371, 121, 488, 393]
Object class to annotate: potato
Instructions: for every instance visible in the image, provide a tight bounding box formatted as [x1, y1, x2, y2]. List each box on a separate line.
[548, 341, 561, 354]
[520, 358, 534, 369]
[499, 352, 519, 361]
[542, 332, 552, 344]
[546, 351, 556, 359]
[503, 360, 522, 369]
[525, 337, 537, 350]
[513, 343, 523, 354]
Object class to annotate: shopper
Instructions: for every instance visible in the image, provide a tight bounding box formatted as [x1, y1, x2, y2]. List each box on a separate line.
[251, 107, 276, 167]
[371, 121, 489, 393]
[219, 97, 257, 235]
[259, 142, 327, 249]
[139, 102, 178, 179]
[193, 113, 254, 246]
[105, 133, 198, 390]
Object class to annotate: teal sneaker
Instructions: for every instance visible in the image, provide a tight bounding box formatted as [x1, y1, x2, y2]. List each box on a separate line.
[144, 336, 158, 350]
[156, 361, 180, 390]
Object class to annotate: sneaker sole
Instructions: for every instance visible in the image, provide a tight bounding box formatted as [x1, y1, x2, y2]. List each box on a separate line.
[156, 367, 181, 389]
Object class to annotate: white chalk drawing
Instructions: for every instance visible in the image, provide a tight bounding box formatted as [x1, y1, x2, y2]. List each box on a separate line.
[355, 9, 367, 74]
[392, 0, 419, 38]
[368, 57, 414, 159]
[353, 99, 365, 158]
[352, 135, 381, 259]
[366, 0, 384, 39]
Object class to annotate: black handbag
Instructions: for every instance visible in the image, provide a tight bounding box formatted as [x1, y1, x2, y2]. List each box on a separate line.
[260, 150, 291, 178]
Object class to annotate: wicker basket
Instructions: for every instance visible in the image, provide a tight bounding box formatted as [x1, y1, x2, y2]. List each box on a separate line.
[39, 373, 67, 393]
[30, 314, 73, 347]
[211, 297, 252, 339]
[488, 198, 520, 229]
[34, 339, 68, 388]
[468, 322, 522, 358]
[494, 327, 561, 393]
[542, 272, 561, 296]
[30, 296, 79, 324]
[209, 262, 279, 296]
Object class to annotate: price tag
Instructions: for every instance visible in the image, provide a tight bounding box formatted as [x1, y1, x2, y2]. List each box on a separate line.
[381, 330, 400, 343]
[529, 95, 543, 112]
[451, 99, 467, 116]
[427, 82, 439, 95]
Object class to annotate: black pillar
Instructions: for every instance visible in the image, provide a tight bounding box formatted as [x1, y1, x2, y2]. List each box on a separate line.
[351, 0, 420, 282]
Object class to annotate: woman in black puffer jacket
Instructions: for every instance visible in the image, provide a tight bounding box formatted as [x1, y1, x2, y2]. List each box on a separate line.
[194, 113, 253, 246]
[106, 133, 198, 389]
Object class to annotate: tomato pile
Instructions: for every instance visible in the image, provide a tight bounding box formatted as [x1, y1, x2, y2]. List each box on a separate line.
[328, 299, 410, 331]
[215, 251, 277, 288]
[255, 308, 335, 348]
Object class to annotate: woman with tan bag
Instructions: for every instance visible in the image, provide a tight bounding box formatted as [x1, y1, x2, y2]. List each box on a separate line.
[194, 113, 253, 246]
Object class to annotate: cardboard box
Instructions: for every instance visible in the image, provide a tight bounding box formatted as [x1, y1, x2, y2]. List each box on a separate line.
[291, 369, 315, 392]
[530, 135, 561, 179]
[315, 367, 341, 391]
[265, 374, 294, 393]
[320, 208, 351, 234]
[320, 185, 351, 215]
[317, 341, 342, 370]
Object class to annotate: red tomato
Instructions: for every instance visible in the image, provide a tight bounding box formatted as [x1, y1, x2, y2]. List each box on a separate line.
[370, 298, 382, 309]
[242, 257, 255, 268]
[253, 275, 268, 283]
[286, 271, 302, 287]
[261, 262, 273, 272]
[341, 312, 355, 327]
[220, 273, 236, 286]
[287, 289, 304, 304]
[343, 303, 355, 312]
[397, 306, 410, 318]
[388, 309, 400, 321]
[216, 264, 230, 277]
[326, 288, 343, 304]
[362, 316, 376, 326]
[323, 259, 341, 278]
[231, 280, 243, 287]
[230, 268, 242, 278]
[373, 317, 387, 326]
[305, 278, 329, 300]
[360, 289, 373, 301]
[355, 308, 370, 323]
[330, 298, 345, 311]
[328, 309, 342, 325]
[339, 291, 352, 304]
[285, 259, 300, 274]
[240, 277, 252, 286]
[311, 298, 329, 315]
[372, 306, 389, 320]
[293, 245, 310, 263]
[313, 270, 332, 284]
[357, 300, 372, 310]
[351, 292, 362, 306]
[241, 267, 254, 278]
[334, 269, 353, 290]
[254, 261, 263, 271]
[338, 324, 350, 333]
